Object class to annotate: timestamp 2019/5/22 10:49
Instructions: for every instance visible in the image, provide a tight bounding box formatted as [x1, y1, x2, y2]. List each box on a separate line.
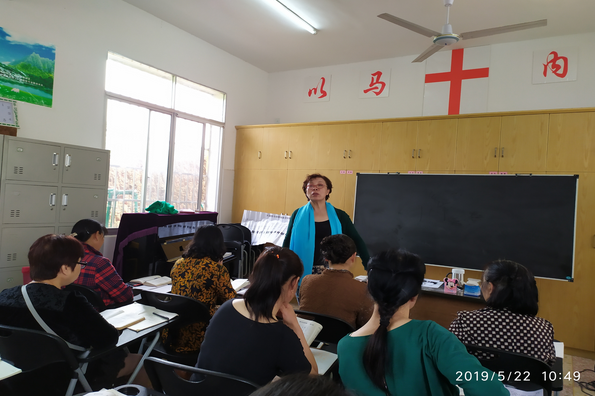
[456, 370, 580, 382]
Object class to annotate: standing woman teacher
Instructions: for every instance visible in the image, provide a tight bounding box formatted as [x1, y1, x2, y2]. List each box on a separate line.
[283, 173, 370, 278]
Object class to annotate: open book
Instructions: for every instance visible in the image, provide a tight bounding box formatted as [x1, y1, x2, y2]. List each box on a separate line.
[231, 278, 250, 292]
[100, 302, 178, 331]
[130, 275, 172, 287]
[0, 358, 21, 381]
[297, 317, 323, 346]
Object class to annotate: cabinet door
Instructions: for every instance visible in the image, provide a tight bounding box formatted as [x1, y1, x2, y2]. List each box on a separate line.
[0, 266, 24, 292]
[1, 226, 55, 269]
[235, 127, 264, 170]
[62, 147, 109, 186]
[2, 184, 58, 224]
[231, 169, 287, 222]
[262, 127, 289, 170]
[287, 126, 318, 170]
[59, 187, 107, 224]
[499, 115, 549, 173]
[455, 117, 501, 172]
[547, 112, 595, 172]
[4, 139, 60, 183]
[347, 123, 382, 170]
[314, 125, 349, 170]
[416, 119, 458, 171]
[380, 122, 418, 172]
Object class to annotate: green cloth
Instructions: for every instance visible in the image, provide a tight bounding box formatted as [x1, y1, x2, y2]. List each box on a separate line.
[145, 201, 178, 214]
[337, 320, 508, 396]
[282, 207, 370, 269]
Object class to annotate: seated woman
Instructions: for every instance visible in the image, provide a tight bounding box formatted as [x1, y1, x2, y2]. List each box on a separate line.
[167, 224, 236, 353]
[299, 234, 373, 329]
[71, 219, 133, 308]
[449, 259, 556, 364]
[195, 247, 317, 386]
[0, 234, 148, 392]
[337, 250, 507, 396]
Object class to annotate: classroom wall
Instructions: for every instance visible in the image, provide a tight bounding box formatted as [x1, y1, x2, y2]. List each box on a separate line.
[0, 0, 269, 223]
[266, 32, 595, 124]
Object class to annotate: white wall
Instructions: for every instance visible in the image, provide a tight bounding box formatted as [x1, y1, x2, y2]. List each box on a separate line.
[0, 0, 269, 222]
[266, 32, 595, 124]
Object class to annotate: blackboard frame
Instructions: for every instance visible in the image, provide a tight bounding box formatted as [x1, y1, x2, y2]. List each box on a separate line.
[353, 173, 578, 281]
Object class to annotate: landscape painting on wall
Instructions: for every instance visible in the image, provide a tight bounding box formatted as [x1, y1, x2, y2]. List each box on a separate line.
[0, 26, 55, 107]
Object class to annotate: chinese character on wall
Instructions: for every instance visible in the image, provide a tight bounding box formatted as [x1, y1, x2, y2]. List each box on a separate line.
[359, 69, 390, 98]
[532, 48, 577, 84]
[303, 74, 331, 102]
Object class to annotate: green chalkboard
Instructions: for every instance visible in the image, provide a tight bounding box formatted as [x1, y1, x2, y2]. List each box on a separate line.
[353, 173, 577, 280]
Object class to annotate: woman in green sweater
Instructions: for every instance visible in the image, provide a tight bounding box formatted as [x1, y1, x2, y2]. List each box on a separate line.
[337, 249, 508, 396]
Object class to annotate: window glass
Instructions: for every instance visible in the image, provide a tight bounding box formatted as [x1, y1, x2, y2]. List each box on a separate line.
[175, 77, 226, 122]
[170, 117, 203, 211]
[145, 111, 171, 205]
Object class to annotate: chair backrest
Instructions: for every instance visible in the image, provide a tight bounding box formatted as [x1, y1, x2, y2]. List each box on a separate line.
[140, 290, 211, 327]
[145, 357, 259, 396]
[464, 344, 553, 395]
[65, 283, 106, 311]
[217, 224, 245, 243]
[294, 310, 355, 345]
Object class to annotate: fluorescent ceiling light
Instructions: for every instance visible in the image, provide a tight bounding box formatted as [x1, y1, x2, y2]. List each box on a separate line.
[268, 0, 318, 35]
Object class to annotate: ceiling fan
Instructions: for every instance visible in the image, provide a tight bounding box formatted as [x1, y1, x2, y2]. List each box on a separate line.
[378, 0, 547, 63]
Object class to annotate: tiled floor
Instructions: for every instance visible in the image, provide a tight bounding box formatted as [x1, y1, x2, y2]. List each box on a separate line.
[561, 354, 595, 395]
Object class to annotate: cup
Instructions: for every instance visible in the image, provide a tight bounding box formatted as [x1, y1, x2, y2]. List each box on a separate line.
[452, 268, 465, 286]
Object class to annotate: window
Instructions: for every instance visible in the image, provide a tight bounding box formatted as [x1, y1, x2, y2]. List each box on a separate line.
[105, 53, 225, 228]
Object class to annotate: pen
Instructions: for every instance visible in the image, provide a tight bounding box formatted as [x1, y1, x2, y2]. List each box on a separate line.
[153, 312, 170, 321]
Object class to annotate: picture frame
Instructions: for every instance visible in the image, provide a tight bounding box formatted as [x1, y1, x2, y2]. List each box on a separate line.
[0, 98, 19, 128]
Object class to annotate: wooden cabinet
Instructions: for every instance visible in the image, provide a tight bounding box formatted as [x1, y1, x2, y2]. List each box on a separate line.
[455, 117, 501, 172]
[234, 126, 263, 170]
[547, 112, 595, 172]
[379, 121, 417, 172]
[315, 123, 381, 170]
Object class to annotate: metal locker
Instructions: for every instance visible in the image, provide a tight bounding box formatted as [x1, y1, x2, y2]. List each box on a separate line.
[61, 147, 109, 186]
[0, 226, 55, 269]
[59, 186, 107, 224]
[0, 267, 25, 292]
[2, 184, 59, 224]
[3, 138, 61, 183]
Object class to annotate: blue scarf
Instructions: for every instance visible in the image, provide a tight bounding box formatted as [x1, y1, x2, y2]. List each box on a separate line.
[289, 201, 342, 283]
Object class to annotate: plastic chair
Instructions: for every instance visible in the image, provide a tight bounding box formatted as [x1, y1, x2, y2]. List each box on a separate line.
[144, 356, 259, 396]
[64, 283, 107, 312]
[231, 223, 255, 274]
[464, 344, 562, 396]
[140, 290, 211, 366]
[0, 324, 92, 396]
[218, 224, 247, 278]
[294, 310, 355, 346]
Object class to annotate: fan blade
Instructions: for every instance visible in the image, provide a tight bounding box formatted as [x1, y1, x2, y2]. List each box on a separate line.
[378, 13, 441, 38]
[460, 19, 547, 40]
[413, 44, 444, 63]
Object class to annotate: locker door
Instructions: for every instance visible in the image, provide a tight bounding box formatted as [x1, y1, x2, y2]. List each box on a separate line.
[0, 226, 55, 269]
[2, 184, 58, 224]
[59, 187, 107, 224]
[0, 267, 24, 291]
[62, 147, 109, 186]
[4, 138, 61, 183]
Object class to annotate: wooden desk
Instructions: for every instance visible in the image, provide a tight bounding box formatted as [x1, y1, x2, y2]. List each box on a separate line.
[411, 286, 486, 329]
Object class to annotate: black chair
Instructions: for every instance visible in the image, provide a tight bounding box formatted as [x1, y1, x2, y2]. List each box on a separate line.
[464, 344, 562, 396]
[218, 224, 248, 278]
[65, 283, 107, 312]
[231, 223, 255, 274]
[144, 357, 259, 396]
[0, 324, 92, 396]
[294, 310, 355, 346]
[140, 290, 211, 366]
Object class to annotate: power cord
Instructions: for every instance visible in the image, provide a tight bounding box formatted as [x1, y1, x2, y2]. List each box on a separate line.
[576, 365, 595, 395]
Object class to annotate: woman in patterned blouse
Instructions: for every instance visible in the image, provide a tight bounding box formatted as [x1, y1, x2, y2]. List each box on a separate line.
[449, 259, 556, 364]
[167, 225, 236, 353]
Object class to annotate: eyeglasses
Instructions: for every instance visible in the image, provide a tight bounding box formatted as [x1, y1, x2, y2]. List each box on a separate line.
[306, 183, 326, 190]
[77, 261, 87, 269]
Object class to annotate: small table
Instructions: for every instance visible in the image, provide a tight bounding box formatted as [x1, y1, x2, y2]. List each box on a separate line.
[411, 286, 486, 329]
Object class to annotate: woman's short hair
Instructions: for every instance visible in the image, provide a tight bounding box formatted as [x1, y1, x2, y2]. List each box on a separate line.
[183, 225, 227, 262]
[483, 259, 539, 316]
[249, 373, 354, 396]
[71, 219, 108, 243]
[320, 234, 356, 265]
[302, 173, 333, 201]
[244, 247, 304, 321]
[363, 249, 425, 394]
[28, 234, 84, 281]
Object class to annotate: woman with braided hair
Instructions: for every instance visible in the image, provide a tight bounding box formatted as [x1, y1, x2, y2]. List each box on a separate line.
[337, 250, 507, 396]
[449, 259, 555, 364]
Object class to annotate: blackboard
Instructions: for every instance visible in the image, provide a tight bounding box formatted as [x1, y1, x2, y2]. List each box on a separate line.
[353, 173, 577, 280]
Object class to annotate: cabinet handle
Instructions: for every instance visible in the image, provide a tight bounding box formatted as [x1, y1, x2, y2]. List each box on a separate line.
[418, 149, 421, 158]
[412, 149, 415, 159]
[62, 194, 68, 206]
[64, 154, 72, 167]
[494, 148, 498, 158]
[348, 150, 352, 159]
[49, 193, 56, 207]
[501, 147, 504, 158]
[52, 153, 59, 166]
[289, 151, 292, 159]
[284, 151, 287, 159]
[258, 151, 261, 159]
[343, 150, 347, 159]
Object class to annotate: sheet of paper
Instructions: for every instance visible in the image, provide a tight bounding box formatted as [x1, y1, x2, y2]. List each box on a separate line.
[554, 341, 564, 358]
[422, 278, 443, 288]
[310, 348, 337, 375]
[0, 359, 22, 381]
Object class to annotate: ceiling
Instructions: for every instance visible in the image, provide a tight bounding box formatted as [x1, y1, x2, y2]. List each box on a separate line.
[122, 0, 595, 73]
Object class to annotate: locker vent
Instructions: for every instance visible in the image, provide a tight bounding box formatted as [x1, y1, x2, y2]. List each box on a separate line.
[94, 173, 102, 181]
[6, 253, 16, 262]
[91, 210, 99, 218]
[9, 210, 20, 218]
[13, 166, 24, 175]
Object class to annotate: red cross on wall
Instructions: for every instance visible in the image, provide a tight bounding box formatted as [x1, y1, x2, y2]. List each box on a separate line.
[425, 48, 489, 115]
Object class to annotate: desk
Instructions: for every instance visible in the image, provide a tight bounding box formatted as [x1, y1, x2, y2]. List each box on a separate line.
[411, 286, 486, 329]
